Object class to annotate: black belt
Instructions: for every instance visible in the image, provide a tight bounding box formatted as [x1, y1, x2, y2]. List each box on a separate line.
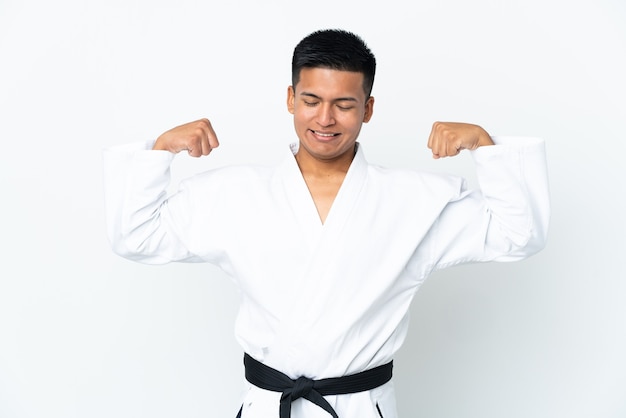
[238, 353, 393, 418]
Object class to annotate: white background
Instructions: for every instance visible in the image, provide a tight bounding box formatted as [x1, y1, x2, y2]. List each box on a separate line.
[1, 0, 625, 417]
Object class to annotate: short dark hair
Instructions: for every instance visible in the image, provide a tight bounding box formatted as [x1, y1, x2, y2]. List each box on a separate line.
[292, 29, 376, 97]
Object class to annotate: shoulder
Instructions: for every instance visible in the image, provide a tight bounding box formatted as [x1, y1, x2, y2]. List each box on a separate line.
[366, 164, 466, 197]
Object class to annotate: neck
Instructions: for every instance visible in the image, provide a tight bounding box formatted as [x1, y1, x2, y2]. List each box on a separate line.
[294, 144, 357, 178]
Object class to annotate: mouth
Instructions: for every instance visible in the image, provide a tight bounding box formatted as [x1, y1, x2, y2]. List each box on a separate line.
[309, 129, 340, 140]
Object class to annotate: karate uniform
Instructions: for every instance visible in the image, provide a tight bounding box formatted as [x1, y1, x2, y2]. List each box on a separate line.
[103, 137, 550, 418]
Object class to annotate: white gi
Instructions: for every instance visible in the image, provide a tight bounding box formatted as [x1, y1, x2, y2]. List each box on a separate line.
[103, 136, 550, 418]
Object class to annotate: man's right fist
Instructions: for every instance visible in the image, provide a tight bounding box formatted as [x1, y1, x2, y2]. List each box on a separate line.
[152, 118, 219, 157]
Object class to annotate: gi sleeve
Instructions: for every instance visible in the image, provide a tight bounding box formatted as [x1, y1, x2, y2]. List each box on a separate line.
[431, 136, 550, 270]
[102, 141, 204, 264]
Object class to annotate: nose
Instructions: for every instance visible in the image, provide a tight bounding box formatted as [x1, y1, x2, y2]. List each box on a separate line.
[316, 103, 335, 127]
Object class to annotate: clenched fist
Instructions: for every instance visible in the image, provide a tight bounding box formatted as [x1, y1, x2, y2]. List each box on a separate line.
[153, 118, 220, 157]
[428, 122, 494, 159]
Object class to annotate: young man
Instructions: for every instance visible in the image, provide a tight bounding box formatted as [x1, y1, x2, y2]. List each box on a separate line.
[103, 29, 550, 418]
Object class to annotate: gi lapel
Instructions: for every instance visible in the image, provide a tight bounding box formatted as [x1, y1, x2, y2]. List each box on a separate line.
[279, 142, 368, 245]
[278, 142, 325, 248]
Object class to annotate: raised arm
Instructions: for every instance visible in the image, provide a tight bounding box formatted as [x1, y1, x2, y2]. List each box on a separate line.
[424, 122, 550, 268]
[103, 119, 220, 264]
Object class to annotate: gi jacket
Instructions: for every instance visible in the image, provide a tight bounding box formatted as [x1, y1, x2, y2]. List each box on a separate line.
[103, 137, 550, 418]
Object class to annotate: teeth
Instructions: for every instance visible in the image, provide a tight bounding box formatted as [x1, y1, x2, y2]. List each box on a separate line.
[314, 131, 336, 137]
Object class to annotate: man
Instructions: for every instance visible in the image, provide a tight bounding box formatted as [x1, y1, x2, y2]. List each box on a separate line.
[103, 29, 550, 418]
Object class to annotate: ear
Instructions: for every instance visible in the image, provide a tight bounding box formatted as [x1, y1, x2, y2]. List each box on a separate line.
[287, 86, 295, 114]
[363, 96, 375, 123]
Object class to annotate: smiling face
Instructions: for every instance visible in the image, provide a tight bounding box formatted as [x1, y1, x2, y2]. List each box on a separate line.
[287, 67, 374, 165]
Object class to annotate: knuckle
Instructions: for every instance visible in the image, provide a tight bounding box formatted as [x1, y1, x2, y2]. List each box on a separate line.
[193, 127, 205, 138]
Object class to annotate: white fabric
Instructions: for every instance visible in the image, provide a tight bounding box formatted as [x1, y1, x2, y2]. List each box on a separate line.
[102, 137, 550, 418]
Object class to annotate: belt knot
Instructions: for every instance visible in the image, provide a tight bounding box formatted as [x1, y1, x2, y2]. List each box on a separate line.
[290, 376, 314, 400]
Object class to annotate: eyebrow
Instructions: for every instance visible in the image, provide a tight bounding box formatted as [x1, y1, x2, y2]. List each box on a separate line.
[300, 92, 359, 103]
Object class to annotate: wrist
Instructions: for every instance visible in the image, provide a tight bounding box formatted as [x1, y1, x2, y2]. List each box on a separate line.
[152, 137, 168, 151]
[477, 128, 495, 147]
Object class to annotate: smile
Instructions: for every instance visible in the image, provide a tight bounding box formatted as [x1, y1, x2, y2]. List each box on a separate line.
[310, 129, 340, 138]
